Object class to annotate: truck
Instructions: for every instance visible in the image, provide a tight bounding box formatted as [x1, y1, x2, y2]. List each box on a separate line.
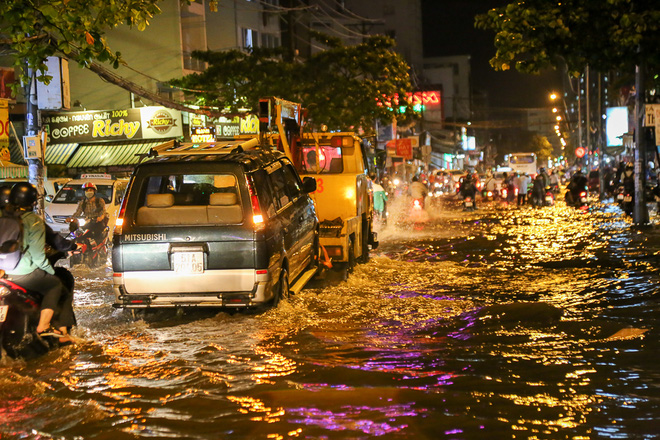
[246, 97, 379, 272]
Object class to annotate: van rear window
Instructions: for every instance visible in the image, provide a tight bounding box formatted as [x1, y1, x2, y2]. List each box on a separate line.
[134, 173, 243, 226]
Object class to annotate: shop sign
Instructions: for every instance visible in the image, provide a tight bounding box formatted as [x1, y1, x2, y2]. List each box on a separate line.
[0, 99, 9, 154]
[386, 138, 413, 160]
[191, 126, 216, 143]
[215, 114, 260, 139]
[41, 106, 183, 143]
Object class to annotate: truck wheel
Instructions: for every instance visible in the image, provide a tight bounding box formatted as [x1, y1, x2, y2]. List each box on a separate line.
[359, 221, 371, 263]
[345, 239, 356, 278]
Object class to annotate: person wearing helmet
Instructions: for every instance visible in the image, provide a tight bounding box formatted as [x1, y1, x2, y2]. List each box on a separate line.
[0, 184, 11, 215]
[3, 183, 75, 342]
[70, 182, 108, 244]
[459, 173, 478, 208]
[566, 168, 588, 206]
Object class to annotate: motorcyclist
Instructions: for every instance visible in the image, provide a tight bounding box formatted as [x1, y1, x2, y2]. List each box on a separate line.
[566, 169, 588, 206]
[409, 176, 429, 208]
[621, 163, 635, 214]
[459, 173, 478, 208]
[2, 183, 75, 343]
[69, 182, 108, 245]
[483, 171, 497, 194]
[549, 169, 560, 192]
[531, 174, 546, 206]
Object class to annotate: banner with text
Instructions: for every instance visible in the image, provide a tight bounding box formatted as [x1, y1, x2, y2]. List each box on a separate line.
[42, 106, 183, 143]
[0, 99, 9, 160]
[645, 104, 660, 146]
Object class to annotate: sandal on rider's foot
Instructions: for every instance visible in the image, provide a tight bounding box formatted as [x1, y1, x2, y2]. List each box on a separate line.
[38, 326, 63, 338]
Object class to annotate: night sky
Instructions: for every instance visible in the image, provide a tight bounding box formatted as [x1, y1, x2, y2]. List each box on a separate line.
[421, 0, 562, 110]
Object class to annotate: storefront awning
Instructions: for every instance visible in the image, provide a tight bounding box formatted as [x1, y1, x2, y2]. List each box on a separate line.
[0, 161, 29, 178]
[45, 143, 79, 165]
[66, 140, 165, 168]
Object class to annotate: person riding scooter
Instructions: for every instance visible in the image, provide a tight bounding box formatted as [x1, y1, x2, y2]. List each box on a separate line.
[409, 176, 429, 209]
[566, 169, 589, 206]
[459, 173, 478, 209]
[2, 183, 75, 343]
[68, 182, 108, 245]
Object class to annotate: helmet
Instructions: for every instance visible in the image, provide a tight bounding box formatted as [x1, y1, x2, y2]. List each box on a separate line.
[9, 182, 38, 208]
[540, 167, 546, 173]
[82, 182, 97, 191]
[0, 185, 11, 208]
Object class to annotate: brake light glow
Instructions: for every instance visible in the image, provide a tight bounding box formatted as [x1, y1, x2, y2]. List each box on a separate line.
[246, 175, 265, 229]
[114, 182, 131, 235]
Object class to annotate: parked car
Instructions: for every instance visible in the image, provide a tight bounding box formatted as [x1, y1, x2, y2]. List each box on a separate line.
[0, 177, 71, 200]
[111, 143, 319, 309]
[44, 174, 128, 236]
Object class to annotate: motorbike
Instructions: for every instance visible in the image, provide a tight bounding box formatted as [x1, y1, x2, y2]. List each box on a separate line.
[463, 195, 476, 211]
[566, 187, 589, 208]
[67, 218, 110, 268]
[544, 187, 555, 206]
[0, 256, 75, 360]
[621, 192, 634, 216]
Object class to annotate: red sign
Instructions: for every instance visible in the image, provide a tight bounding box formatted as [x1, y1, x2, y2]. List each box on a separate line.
[386, 139, 413, 159]
[377, 91, 442, 109]
[575, 147, 586, 158]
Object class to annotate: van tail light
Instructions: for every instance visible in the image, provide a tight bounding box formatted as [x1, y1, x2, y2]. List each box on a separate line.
[114, 189, 130, 235]
[246, 175, 265, 229]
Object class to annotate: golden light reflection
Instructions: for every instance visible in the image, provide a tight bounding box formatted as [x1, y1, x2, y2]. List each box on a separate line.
[226, 395, 284, 423]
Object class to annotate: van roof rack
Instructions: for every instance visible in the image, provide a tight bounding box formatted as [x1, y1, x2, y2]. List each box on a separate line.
[137, 138, 260, 162]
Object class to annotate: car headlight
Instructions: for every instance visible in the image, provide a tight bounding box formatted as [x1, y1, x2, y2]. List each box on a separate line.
[79, 218, 87, 227]
[45, 212, 53, 223]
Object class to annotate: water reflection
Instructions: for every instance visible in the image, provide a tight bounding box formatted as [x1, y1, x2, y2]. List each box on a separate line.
[1, 198, 658, 438]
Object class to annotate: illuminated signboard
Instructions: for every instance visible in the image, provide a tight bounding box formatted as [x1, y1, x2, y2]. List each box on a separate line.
[606, 106, 628, 147]
[191, 126, 216, 143]
[215, 114, 259, 138]
[377, 91, 442, 112]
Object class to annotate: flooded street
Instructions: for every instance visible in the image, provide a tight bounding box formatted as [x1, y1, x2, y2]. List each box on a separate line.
[1, 196, 659, 439]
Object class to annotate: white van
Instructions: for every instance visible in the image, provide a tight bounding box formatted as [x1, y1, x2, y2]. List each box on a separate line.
[45, 174, 128, 236]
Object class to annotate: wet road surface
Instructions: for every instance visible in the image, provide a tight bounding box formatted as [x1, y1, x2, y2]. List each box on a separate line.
[1, 195, 659, 439]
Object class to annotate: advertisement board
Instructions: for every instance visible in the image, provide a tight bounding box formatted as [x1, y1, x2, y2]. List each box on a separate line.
[215, 114, 260, 139]
[41, 106, 183, 143]
[645, 104, 660, 146]
[0, 99, 9, 159]
[606, 106, 629, 147]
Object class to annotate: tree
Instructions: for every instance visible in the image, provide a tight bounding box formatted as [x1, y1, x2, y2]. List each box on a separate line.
[529, 134, 553, 165]
[474, 0, 660, 76]
[169, 34, 416, 132]
[1, 0, 166, 88]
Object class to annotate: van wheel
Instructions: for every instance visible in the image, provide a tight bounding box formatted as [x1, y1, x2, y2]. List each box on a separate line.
[273, 268, 290, 307]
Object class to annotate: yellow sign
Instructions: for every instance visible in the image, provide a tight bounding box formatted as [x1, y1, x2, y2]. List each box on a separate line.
[0, 99, 9, 156]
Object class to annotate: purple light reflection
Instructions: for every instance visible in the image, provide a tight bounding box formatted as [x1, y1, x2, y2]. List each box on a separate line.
[287, 403, 418, 436]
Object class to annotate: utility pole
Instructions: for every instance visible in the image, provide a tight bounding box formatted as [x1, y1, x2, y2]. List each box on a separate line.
[25, 67, 45, 216]
[577, 74, 583, 168]
[598, 72, 606, 201]
[586, 65, 591, 169]
[633, 56, 649, 225]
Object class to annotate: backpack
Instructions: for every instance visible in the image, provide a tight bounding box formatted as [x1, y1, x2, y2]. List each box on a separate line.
[0, 212, 27, 271]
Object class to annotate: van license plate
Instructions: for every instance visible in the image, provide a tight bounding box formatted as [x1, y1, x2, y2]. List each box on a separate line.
[172, 252, 204, 273]
[0, 305, 8, 323]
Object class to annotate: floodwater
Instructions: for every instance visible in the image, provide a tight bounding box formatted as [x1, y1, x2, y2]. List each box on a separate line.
[1, 195, 659, 439]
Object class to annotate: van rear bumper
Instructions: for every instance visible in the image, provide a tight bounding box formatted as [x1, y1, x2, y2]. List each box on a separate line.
[112, 269, 273, 308]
